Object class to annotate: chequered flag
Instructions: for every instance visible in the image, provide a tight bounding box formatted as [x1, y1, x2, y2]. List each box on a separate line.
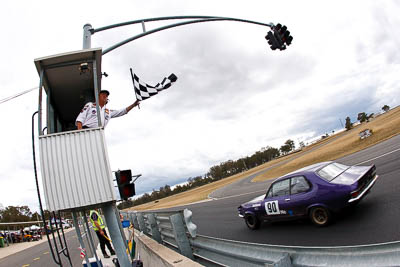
[130, 68, 178, 101]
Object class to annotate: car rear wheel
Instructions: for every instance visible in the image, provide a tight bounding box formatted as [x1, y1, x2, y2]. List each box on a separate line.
[309, 206, 331, 226]
[245, 214, 260, 230]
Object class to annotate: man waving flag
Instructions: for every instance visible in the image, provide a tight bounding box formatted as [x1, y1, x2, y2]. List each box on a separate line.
[130, 68, 178, 101]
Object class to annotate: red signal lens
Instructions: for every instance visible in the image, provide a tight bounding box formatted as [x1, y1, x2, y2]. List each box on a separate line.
[121, 184, 135, 200]
[118, 170, 132, 184]
[123, 187, 133, 196]
[120, 174, 129, 183]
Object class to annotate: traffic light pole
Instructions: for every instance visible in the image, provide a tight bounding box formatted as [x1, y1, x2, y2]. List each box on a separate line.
[82, 16, 274, 54]
[103, 203, 131, 266]
[83, 23, 92, 49]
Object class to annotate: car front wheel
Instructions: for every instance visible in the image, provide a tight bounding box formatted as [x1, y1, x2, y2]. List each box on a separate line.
[245, 213, 260, 230]
[309, 206, 331, 226]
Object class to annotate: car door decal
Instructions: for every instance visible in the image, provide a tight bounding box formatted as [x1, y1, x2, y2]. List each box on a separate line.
[265, 200, 280, 215]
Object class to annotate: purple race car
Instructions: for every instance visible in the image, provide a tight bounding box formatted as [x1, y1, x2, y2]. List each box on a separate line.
[238, 161, 378, 229]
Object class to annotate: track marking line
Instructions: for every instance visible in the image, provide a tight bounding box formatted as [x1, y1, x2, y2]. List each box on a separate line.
[22, 265, 30, 267]
[43, 251, 49, 255]
[356, 147, 400, 165]
[211, 189, 266, 200]
[33, 257, 40, 261]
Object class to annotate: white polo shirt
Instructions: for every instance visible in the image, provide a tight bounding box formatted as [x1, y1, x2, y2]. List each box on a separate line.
[75, 102, 127, 128]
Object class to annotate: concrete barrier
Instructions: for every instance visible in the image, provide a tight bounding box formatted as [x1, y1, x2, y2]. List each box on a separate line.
[134, 229, 202, 267]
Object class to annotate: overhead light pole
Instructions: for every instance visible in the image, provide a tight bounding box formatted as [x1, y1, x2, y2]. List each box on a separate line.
[83, 23, 92, 49]
[81, 16, 292, 53]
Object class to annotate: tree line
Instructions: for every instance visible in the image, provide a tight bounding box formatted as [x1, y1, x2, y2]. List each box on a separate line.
[0, 206, 70, 230]
[345, 105, 390, 131]
[118, 140, 296, 210]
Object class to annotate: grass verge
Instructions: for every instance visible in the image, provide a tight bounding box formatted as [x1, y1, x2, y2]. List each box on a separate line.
[253, 106, 400, 181]
[128, 106, 400, 211]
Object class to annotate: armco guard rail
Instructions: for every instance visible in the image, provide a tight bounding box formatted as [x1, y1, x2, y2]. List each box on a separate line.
[121, 209, 400, 266]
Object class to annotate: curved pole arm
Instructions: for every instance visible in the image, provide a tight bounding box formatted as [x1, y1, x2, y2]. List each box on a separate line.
[102, 17, 273, 55]
[92, 15, 273, 34]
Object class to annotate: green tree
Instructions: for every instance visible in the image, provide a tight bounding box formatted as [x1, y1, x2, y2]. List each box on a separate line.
[280, 144, 291, 154]
[367, 113, 374, 122]
[42, 210, 51, 221]
[31, 211, 41, 221]
[382, 105, 390, 112]
[0, 206, 32, 223]
[345, 116, 352, 131]
[285, 139, 295, 151]
[357, 112, 367, 123]
[299, 141, 305, 148]
[358, 112, 374, 123]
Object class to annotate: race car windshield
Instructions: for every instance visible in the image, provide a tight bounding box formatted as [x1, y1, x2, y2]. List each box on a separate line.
[317, 163, 349, 182]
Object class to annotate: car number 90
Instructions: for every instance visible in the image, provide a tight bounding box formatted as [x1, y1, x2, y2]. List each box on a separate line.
[265, 200, 280, 215]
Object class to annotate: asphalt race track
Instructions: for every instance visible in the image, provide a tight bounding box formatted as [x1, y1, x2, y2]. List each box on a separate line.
[2, 136, 398, 267]
[0, 228, 90, 267]
[168, 134, 400, 246]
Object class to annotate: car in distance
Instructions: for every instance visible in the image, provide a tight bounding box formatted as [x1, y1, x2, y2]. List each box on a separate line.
[238, 161, 378, 229]
[61, 221, 72, 229]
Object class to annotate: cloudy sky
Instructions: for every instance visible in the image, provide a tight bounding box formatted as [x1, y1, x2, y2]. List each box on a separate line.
[0, 0, 399, 212]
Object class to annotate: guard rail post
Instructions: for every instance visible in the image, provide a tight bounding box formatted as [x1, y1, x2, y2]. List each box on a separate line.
[265, 253, 292, 267]
[130, 213, 138, 229]
[115, 208, 128, 252]
[137, 213, 147, 234]
[147, 213, 162, 243]
[170, 213, 194, 260]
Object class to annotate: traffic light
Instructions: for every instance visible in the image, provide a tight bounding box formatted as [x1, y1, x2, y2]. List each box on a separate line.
[115, 169, 135, 200]
[274, 23, 293, 48]
[265, 31, 280, 50]
[283, 30, 293, 45]
[273, 24, 285, 50]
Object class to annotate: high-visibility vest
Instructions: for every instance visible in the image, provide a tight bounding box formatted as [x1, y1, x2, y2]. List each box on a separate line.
[89, 210, 105, 231]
